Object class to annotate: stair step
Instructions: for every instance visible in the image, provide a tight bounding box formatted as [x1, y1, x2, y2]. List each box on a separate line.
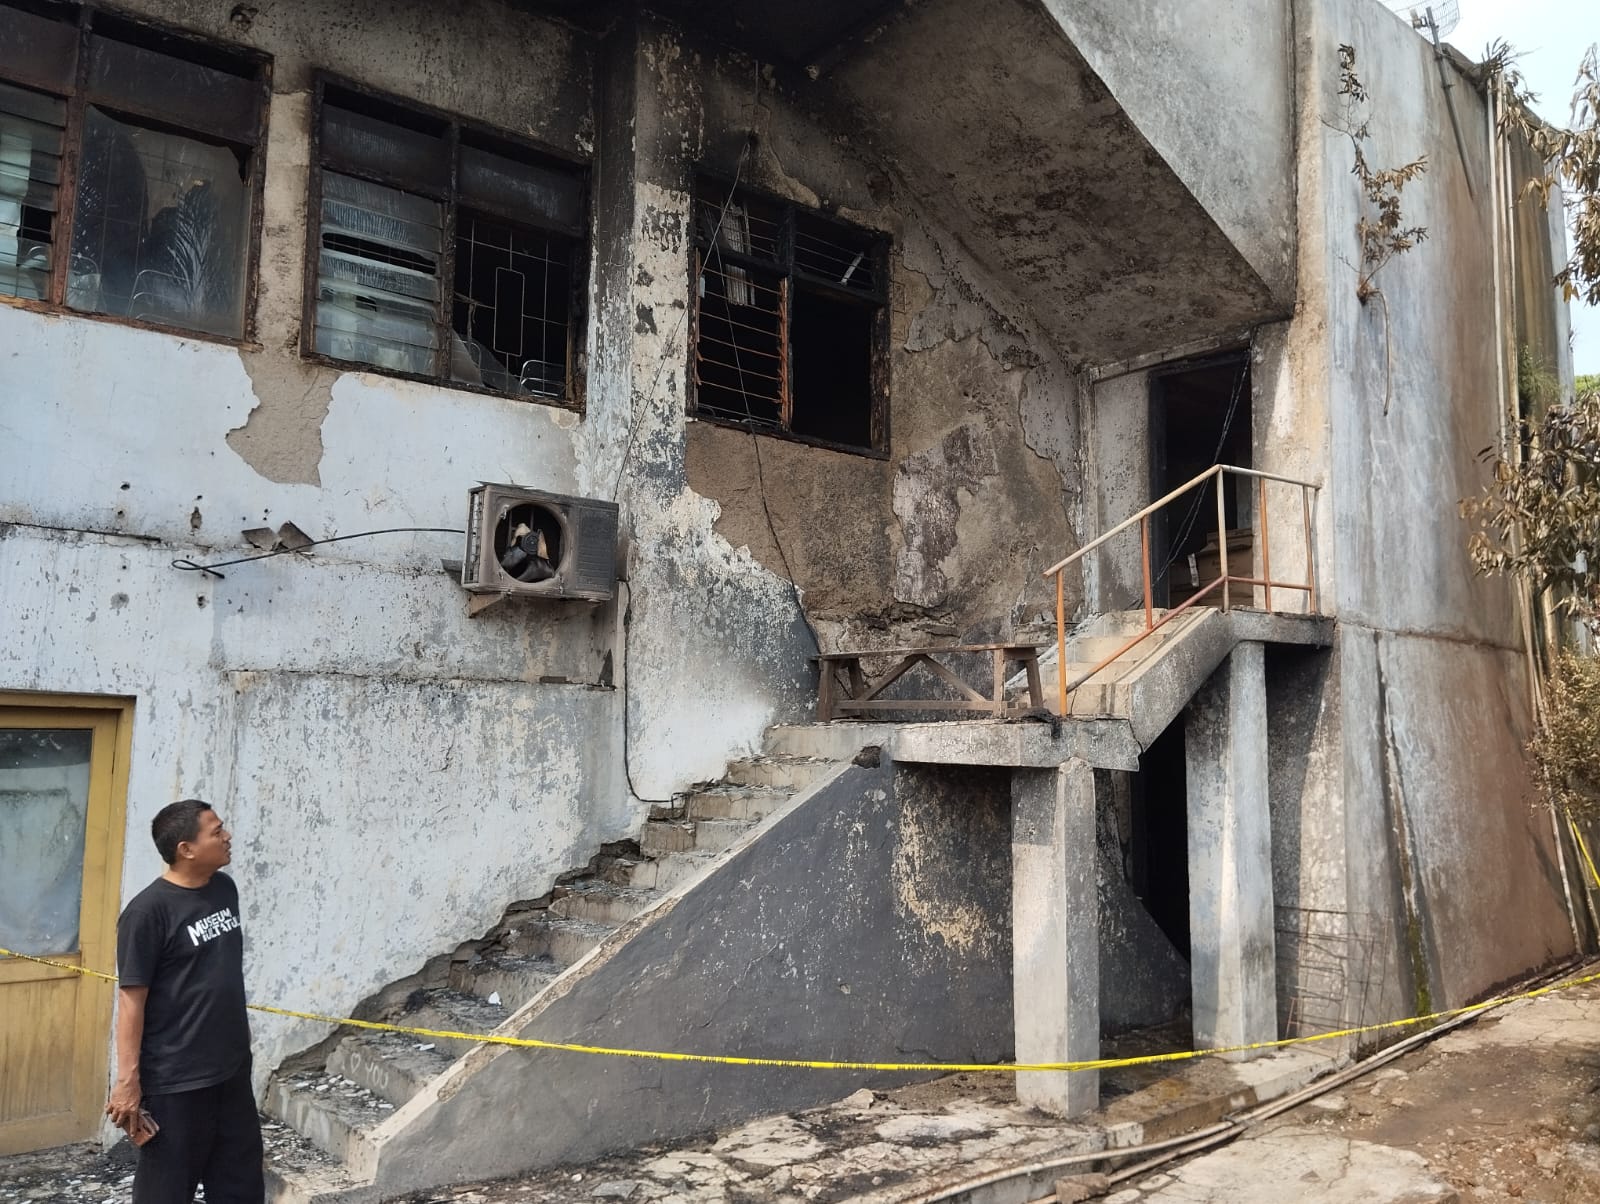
[722, 755, 833, 790]
[684, 784, 791, 821]
[396, 986, 509, 1058]
[598, 855, 647, 886]
[764, 723, 894, 760]
[499, 914, 614, 966]
[640, 817, 751, 856]
[324, 1031, 453, 1108]
[450, 947, 562, 1012]
[264, 1070, 389, 1169]
[1068, 633, 1167, 665]
[549, 880, 656, 925]
[640, 819, 695, 854]
[262, 1113, 379, 1204]
[625, 850, 718, 891]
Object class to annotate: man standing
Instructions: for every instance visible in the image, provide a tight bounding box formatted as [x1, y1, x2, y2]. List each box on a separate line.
[106, 799, 263, 1203]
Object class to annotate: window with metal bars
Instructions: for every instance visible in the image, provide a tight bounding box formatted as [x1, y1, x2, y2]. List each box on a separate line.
[0, 1, 268, 339]
[691, 181, 889, 455]
[306, 78, 587, 406]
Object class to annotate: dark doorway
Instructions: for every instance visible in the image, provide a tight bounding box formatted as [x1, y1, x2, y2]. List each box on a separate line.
[1149, 353, 1252, 607]
[1131, 718, 1190, 960]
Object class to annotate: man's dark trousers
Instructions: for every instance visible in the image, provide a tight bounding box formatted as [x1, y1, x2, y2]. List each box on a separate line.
[132, 1062, 264, 1204]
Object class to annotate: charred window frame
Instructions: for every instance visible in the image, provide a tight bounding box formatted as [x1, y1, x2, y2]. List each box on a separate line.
[690, 179, 890, 457]
[0, 0, 270, 342]
[303, 75, 589, 409]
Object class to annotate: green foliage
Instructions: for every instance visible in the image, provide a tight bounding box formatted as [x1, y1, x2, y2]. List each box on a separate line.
[1461, 391, 1600, 631]
[1336, 44, 1430, 302]
[1578, 373, 1600, 398]
[1533, 653, 1600, 826]
[1518, 345, 1563, 415]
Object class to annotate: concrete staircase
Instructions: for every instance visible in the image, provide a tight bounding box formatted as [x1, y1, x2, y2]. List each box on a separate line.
[262, 750, 842, 1203]
[1019, 606, 1331, 749]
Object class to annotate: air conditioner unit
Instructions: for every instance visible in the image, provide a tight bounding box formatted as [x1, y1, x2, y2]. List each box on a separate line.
[461, 484, 618, 604]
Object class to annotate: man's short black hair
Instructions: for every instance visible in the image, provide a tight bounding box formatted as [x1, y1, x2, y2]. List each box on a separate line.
[152, 799, 214, 865]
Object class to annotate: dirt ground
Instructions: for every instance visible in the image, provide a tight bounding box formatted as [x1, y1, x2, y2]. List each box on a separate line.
[1270, 983, 1600, 1203]
[6, 976, 1600, 1203]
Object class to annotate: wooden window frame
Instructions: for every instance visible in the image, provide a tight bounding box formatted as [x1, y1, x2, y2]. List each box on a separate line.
[300, 72, 591, 413]
[0, 0, 272, 347]
[688, 176, 891, 459]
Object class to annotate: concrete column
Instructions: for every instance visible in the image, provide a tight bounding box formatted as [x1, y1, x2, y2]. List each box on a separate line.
[1185, 641, 1276, 1057]
[1011, 758, 1099, 1115]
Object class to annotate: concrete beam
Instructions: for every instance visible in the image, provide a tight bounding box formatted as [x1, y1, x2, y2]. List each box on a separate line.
[1185, 642, 1276, 1057]
[1011, 758, 1100, 1115]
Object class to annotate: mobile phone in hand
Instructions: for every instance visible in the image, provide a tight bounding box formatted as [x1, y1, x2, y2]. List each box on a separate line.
[130, 1109, 160, 1147]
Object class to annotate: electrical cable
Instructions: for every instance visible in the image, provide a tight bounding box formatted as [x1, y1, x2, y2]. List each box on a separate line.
[703, 65, 822, 656]
[607, 123, 755, 501]
[171, 527, 465, 580]
[1156, 358, 1249, 584]
[618, 578, 684, 808]
[704, 172, 822, 657]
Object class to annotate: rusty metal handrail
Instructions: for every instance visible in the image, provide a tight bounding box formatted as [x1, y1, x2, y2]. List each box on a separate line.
[1043, 464, 1322, 717]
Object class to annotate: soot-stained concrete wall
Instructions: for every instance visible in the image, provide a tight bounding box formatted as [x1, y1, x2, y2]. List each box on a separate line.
[1305, 0, 1576, 1014]
[3, 0, 693, 1099]
[374, 757, 1013, 1189]
[673, 17, 1094, 650]
[375, 753, 1189, 1188]
[1041, 0, 1297, 304]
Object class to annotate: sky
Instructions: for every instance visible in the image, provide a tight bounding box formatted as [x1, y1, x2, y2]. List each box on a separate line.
[1446, 0, 1600, 374]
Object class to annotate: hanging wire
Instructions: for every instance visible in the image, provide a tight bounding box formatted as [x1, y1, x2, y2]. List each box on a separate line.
[172, 528, 465, 580]
[1153, 358, 1250, 587]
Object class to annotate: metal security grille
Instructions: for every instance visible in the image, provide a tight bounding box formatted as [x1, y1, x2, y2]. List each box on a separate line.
[307, 80, 586, 406]
[690, 182, 888, 454]
[451, 212, 571, 400]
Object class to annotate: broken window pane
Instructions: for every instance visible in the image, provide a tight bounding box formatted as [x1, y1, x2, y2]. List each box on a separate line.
[790, 286, 874, 448]
[694, 253, 784, 428]
[793, 213, 878, 294]
[308, 83, 587, 403]
[314, 170, 443, 375]
[68, 106, 251, 337]
[450, 210, 572, 399]
[0, 81, 63, 301]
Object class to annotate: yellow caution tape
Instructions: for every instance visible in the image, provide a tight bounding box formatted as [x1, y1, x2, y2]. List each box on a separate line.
[1570, 815, 1600, 891]
[3, 944, 1597, 1074]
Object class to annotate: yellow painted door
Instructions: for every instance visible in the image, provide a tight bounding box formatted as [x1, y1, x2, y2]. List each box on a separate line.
[0, 699, 131, 1154]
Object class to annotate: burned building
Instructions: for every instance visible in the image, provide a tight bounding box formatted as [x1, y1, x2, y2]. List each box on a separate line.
[0, 0, 1582, 1197]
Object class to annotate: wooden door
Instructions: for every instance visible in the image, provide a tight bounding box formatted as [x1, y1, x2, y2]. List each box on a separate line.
[0, 697, 131, 1154]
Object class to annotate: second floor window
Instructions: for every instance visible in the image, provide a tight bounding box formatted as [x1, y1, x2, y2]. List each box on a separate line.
[690, 182, 889, 455]
[307, 80, 588, 405]
[0, 2, 268, 339]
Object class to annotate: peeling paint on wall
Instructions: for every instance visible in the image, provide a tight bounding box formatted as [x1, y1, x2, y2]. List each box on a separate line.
[228, 359, 338, 485]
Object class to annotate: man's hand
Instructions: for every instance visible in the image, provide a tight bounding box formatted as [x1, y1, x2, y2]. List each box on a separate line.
[108, 985, 149, 1139]
[104, 1077, 143, 1134]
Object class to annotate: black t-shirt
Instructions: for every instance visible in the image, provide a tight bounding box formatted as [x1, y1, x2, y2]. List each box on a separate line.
[116, 872, 251, 1095]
